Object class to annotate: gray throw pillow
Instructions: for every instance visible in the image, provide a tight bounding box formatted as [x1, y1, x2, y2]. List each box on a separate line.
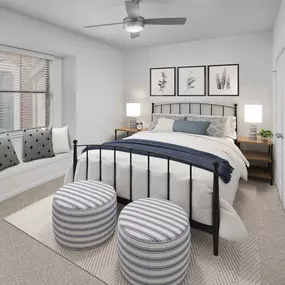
[0, 133, 20, 172]
[23, 128, 54, 162]
[173, 120, 210, 135]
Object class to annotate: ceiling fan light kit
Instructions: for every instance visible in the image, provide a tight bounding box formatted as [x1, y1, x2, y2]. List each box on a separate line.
[84, 0, 187, 39]
[124, 17, 144, 33]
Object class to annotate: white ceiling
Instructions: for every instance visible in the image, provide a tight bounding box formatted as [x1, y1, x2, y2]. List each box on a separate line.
[0, 0, 282, 50]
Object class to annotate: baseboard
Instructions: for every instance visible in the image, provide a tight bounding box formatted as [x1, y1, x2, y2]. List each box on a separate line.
[0, 172, 65, 202]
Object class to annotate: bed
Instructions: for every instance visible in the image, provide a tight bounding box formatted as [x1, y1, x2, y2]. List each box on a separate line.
[65, 102, 249, 256]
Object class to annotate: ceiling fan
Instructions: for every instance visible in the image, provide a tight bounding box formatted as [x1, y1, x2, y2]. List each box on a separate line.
[84, 0, 187, 39]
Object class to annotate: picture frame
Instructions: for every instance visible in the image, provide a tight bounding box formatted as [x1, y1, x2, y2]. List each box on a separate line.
[177, 65, 206, 96]
[208, 64, 239, 96]
[150, 67, 176, 96]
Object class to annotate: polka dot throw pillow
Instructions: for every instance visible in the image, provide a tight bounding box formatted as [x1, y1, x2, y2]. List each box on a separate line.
[0, 133, 20, 172]
[23, 128, 55, 162]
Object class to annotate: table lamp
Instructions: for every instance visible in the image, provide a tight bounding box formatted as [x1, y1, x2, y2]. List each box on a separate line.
[244, 105, 262, 140]
[126, 103, 140, 128]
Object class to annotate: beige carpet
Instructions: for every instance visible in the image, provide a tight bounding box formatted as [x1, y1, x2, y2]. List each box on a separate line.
[4, 184, 260, 285]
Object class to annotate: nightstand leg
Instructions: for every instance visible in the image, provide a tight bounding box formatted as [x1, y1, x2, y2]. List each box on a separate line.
[270, 145, 273, 185]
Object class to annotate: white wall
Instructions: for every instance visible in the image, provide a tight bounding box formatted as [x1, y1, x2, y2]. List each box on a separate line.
[52, 57, 63, 128]
[273, 0, 285, 61]
[273, 0, 285, 134]
[273, 0, 285, 199]
[0, 8, 125, 144]
[0, 8, 273, 140]
[124, 32, 273, 136]
[62, 56, 77, 143]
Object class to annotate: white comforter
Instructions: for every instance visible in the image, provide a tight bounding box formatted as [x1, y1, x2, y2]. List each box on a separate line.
[65, 132, 250, 241]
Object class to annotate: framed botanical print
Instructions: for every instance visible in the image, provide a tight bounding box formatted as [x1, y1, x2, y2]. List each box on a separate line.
[150, 67, 176, 96]
[208, 64, 239, 96]
[177, 65, 206, 96]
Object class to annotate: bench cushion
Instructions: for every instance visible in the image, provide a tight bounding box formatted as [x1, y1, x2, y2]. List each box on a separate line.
[0, 152, 72, 202]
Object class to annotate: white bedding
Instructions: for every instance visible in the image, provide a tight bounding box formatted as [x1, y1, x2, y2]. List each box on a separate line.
[65, 131, 250, 242]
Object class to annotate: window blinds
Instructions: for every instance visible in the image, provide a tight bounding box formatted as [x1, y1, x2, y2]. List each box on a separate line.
[0, 50, 52, 133]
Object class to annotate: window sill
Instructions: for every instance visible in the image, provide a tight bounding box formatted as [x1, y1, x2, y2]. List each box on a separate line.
[2, 126, 52, 139]
[8, 131, 23, 139]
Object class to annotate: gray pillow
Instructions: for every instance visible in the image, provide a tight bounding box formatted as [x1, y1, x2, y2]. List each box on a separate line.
[186, 115, 226, 138]
[23, 128, 54, 162]
[173, 120, 210, 135]
[149, 113, 186, 131]
[0, 133, 20, 172]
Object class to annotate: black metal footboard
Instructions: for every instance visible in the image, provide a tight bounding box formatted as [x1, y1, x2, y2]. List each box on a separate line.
[72, 140, 220, 256]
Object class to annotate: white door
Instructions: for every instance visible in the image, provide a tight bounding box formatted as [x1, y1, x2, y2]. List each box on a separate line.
[275, 50, 285, 207]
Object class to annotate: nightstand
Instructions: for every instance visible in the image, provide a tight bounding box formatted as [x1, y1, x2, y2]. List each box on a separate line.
[237, 136, 273, 185]
[115, 127, 148, 140]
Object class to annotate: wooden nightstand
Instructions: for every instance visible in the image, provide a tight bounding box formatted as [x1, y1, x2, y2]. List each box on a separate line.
[237, 136, 273, 185]
[115, 127, 148, 140]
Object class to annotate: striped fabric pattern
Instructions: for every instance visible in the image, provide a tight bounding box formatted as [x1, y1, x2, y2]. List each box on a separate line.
[52, 180, 117, 250]
[117, 198, 191, 285]
[5, 183, 261, 285]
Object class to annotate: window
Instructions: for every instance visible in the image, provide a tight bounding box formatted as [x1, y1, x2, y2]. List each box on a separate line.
[0, 49, 52, 133]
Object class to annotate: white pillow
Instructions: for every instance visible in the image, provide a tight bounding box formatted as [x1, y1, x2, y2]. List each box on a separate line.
[224, 137, 235, 144]
[52, 126, 70, 154]
[152, 118, 174, 133]
[224, 116, 237, 140]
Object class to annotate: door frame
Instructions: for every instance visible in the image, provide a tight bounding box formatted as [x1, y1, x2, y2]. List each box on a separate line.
[275, 48, 285, 207]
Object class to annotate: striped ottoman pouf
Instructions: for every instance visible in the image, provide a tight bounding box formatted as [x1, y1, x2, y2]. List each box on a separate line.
[117, 198, 191, 285]
[52, 180, 117, 250]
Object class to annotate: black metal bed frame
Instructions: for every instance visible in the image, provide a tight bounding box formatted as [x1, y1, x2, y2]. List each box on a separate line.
[72, 102, 238, 256]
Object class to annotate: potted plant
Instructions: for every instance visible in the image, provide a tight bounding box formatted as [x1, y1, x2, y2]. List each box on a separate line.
[258, 129, 273, 141]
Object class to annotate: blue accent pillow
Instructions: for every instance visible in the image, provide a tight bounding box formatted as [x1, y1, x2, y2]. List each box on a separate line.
[173, 120, 210, 135]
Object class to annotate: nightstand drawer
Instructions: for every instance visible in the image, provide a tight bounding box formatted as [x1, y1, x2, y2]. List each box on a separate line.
[243, 151, 272, 163]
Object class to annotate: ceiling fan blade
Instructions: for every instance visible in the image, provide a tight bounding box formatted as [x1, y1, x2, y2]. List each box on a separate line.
[130, 32, 140, 39]
[125, 0, 140, 18]
[84, 22, 123, 28]
[145, 17, 187, 25]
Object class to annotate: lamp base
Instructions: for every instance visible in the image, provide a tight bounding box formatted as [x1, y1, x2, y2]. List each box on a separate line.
[129, 117, 137, 129]
[248, 124, 257, 140]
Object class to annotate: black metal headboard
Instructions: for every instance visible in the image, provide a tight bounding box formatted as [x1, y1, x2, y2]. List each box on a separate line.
[151, 102, 238, 144]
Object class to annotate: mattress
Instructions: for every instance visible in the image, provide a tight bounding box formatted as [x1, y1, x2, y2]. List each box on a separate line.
[65, 131, 249, 242]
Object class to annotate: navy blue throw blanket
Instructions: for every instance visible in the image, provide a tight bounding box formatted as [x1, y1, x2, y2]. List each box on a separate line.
[82, 139, 234, 183]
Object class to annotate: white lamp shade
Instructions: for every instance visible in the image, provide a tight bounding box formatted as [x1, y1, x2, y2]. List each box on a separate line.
[126, 103, 140, 117]
[244, 105, 262, 123]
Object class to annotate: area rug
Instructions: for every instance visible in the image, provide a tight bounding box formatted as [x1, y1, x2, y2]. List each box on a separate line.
[4, 184, 260, 285]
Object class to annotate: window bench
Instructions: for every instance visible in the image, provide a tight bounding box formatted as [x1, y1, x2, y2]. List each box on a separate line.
[0, 152, 73, 202]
